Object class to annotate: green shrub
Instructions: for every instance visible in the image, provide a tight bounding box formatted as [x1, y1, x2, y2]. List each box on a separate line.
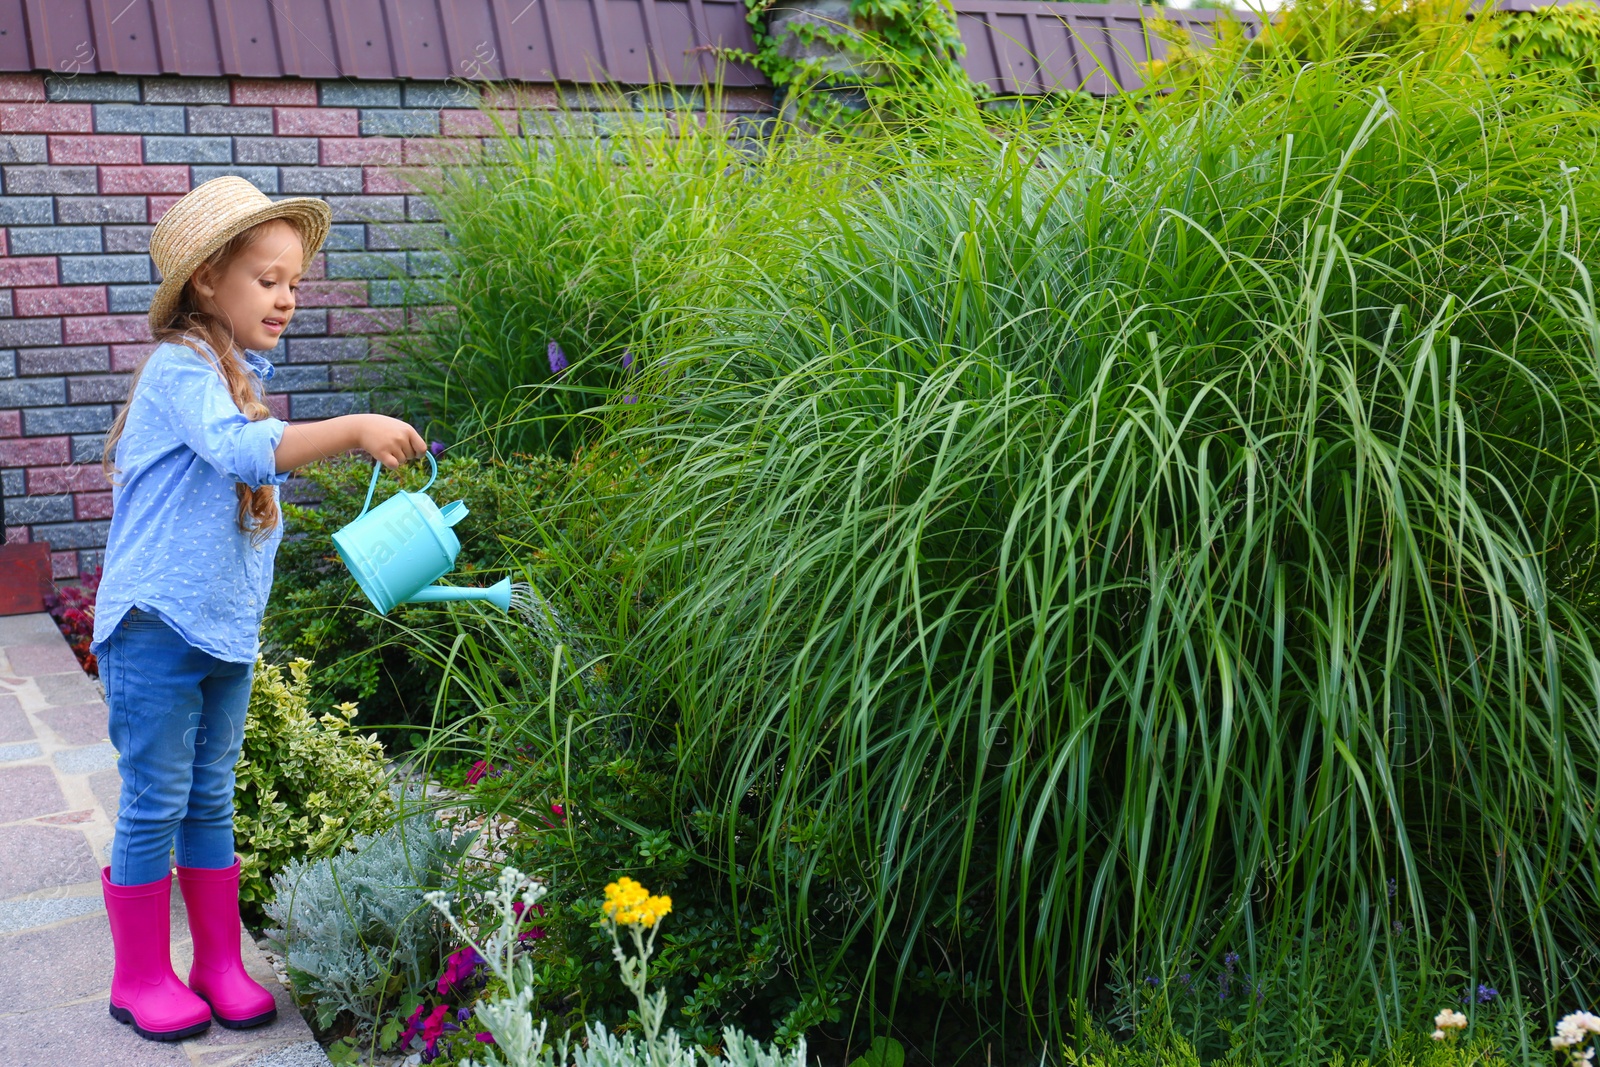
[235, 656, 394, 919]
[459, 729, 829, 1049]
[425, 867, 810, 1067]
[264, 452, 569, 748]
[265, 809, 462, 1039]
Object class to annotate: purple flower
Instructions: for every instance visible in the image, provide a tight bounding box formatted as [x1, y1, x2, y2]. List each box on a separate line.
[622, 394, 637, 405]
[397, 1003, 428, 1049]
[621, 349, 634, 370]
[430, 440, 446, 456]
[437, 946, 483, 996]
[547, 341, 568, 376]
[465, 760, 501, 786]
[511, 898, 547, 941]
[1223, 951, 1240, 973]
[1478, 984, 1499, 1003]
[422, 1003, 451, 1053]
[475, 1032, 496, 1043]
[458, 1006, 473, 1022]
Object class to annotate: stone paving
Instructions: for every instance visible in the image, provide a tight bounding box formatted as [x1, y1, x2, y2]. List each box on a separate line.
[0, 612, 332, 1067]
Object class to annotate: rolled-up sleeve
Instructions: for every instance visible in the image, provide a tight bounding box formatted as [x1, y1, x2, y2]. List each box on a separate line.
[149, 346, 292, 489]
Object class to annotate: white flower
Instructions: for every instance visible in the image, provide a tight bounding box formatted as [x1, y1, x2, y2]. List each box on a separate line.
[1434, 1009, 1468, 1031]
[1431, 1029, 1446, 1041]
[1557, 1012, 1600, 1047]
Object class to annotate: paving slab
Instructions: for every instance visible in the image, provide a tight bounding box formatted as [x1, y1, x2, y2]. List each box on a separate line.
[0, 911, 115, 1012]
[54, 741, 119, 775]
[0, 894, 103, 934]
[0, 697, 35, 743]
[0, 742, 43, 763]
[0, 614, 59, 643]
[1, 642, 82, 677]
[34, 672, 102, 706]
[0, 765, 70, 823]
[0, 997, 193, 1065]
[35, 701, 110, 746]
[0, 824, 100, 896]
[0, 614, 330, 1066]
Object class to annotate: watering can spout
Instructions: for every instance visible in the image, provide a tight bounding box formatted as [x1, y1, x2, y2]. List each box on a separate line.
[404, 575, 513, 612]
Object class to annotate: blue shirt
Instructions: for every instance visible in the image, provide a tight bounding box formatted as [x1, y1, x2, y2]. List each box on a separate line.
[89, 338, 292, 665]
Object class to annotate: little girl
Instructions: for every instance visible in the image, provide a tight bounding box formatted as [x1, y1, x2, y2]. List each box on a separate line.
[86, 176, 428, 1043]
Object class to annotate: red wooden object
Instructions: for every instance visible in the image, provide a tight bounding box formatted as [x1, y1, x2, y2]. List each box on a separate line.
[0, 542, 53, 616]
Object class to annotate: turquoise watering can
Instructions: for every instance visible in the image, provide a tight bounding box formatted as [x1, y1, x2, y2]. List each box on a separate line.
[331, 452, 513, 615]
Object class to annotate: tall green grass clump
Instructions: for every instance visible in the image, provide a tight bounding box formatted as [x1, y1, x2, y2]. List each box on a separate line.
[588, 31, 1600, 1061]
[385, 84, 825, 459]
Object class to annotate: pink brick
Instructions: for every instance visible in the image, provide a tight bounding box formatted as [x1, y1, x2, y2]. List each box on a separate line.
[0, 103, 92, 133]
[50, 551, 78, 579]
[232, 79, 319, 106]
[148, 194, 185, 221]
[322, 137, 401, 166]
[440, 109, 520, 137]
[1, 229, 7, 256]
[275, 107, 358, 137]
[303, 254, 326, 281]
[0, 410, 18, 438]
[111, 342, 159, 372]
[14, 286, 108, 317]
[0, 437, 69, 467]
[28, 465, 110, 494]
[74, 492, 114, 520]
[4, 527, 29, 545]
[296, 280, 367, 307]
[64, 314, 150, 345]
[100, 165, 190, 195]
[329, 308, 402, 334]
[266, 394, 289, 421]
[0, 75, 46, 102]
[0, 259, 58, 288]
[364, 166, 438, 194]
[403, 139, 481, 165]
[484, 86, 556, 109]
[49, 134, 143, 164]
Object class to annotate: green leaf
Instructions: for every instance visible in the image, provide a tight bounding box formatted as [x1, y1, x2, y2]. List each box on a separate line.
[848, 1037, 905, 1067]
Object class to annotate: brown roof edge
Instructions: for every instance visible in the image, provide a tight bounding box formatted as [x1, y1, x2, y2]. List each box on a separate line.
[0, 0, 1563, 94]
[0, 0, 768, 87]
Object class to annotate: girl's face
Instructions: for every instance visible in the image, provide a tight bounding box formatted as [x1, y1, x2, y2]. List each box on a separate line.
[190, 219, 304, 352]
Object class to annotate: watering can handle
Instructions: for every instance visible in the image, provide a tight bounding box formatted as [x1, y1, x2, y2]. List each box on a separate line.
[357, 450, 438, 519]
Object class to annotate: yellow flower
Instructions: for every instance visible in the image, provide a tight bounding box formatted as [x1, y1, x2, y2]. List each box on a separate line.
[602, 877, 674, 927]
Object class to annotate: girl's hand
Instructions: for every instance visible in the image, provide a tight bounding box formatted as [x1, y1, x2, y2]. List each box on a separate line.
[354, 414, 429, 469]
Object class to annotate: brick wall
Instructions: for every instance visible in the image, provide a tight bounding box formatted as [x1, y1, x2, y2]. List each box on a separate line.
[0, 72, 775, 580]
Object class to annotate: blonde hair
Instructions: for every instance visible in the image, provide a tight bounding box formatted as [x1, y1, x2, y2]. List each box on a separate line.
[103, 224, 290, 548]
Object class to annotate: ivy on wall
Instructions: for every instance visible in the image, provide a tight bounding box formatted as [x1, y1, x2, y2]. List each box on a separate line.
[1493, 0, 1600, 92]
[728, 0, 968, 108]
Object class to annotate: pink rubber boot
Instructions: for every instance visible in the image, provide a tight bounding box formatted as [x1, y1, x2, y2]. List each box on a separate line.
[176, 856, 278, 1029]
[101, 867, 214, 1041]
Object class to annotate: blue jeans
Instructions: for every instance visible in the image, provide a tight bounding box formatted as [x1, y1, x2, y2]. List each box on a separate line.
[100, 606, 253, 886]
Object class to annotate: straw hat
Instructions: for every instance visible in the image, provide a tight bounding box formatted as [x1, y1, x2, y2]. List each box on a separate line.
[147, 176, 333, 337]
